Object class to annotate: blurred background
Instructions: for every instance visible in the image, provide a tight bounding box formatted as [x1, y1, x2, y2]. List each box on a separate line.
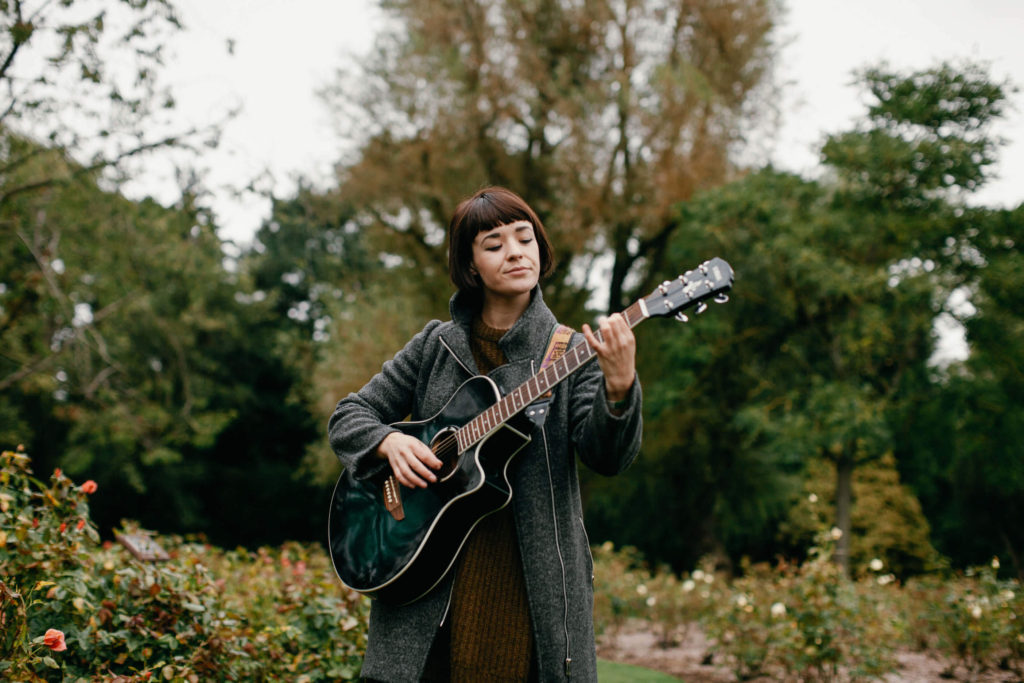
[3, 0, 1022, 581]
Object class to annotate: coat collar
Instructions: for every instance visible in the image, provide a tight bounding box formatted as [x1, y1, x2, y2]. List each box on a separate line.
[443, 286, 559, 367]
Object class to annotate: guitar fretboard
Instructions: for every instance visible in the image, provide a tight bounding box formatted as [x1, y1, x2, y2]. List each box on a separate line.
[454, 300, 646, 452]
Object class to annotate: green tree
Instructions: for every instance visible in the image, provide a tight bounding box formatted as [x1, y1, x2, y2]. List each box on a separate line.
[586, 61, 1014, 575]
[895, 204, 1024, 578]
[0, 140, 324, 546]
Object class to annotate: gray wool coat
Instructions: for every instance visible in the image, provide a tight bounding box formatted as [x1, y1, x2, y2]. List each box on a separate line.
[327, 287, 642, 682]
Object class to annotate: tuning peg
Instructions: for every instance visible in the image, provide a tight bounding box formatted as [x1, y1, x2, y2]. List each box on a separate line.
[695, 301, 708, 314]
[714, 293, 730, 304]
[674, 312, 689, 323]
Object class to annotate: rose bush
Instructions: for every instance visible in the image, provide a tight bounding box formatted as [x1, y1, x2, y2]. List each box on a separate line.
[1, 448, 369, 682]
[5, 447, 1021, 682]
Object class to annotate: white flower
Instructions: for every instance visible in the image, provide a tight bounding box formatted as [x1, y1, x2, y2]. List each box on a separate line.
[646, 596, 657, 607]
[1001, 590, 1015, 601]
[970, 604, 983, 619]
[869, 558, 884, 572]
[877, 574, 895, 586]
[770, 602, 787, 618]
[736, 595, 748, 607]
[703, 572, 714, 584]
[636, 584, 648, 596]
[830, 527, 843, 541]
[992, 557, 1001, 570]
[692, 569, 705, 581]
[808, 493, 818, 504]
[682, 579, 696, 593]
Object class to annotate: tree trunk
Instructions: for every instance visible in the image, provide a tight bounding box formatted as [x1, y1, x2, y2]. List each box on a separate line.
[834, 453, 854, 579]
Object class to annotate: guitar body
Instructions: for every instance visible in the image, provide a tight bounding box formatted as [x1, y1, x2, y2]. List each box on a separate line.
[328, 375, 532, 605]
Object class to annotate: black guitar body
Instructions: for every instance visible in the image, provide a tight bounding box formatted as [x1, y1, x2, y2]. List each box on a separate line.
[328, 375, 532, 605]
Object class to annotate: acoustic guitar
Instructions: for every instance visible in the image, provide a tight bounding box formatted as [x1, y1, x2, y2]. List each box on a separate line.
[328, 257, 734, 604]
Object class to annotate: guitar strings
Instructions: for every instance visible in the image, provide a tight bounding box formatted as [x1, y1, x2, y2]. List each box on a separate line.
[426, 301, 647, 465]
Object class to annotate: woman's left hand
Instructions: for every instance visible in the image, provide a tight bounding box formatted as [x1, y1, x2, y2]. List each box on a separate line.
[582, 313, 636, 403]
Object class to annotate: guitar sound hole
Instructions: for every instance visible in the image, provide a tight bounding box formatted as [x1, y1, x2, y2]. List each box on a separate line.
[431, 428, 460, 482]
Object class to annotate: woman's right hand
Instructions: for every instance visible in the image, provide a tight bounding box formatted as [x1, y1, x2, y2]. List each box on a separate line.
[377, 432, 443, 488]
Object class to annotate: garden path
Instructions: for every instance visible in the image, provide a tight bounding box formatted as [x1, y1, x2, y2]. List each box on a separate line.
[597, 621, 1020, 682]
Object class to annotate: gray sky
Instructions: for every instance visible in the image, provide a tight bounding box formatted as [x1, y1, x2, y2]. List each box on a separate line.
[130, 0, 1024, 244]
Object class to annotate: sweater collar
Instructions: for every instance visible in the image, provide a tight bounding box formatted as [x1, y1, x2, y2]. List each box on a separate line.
[446, 286, 558, 364]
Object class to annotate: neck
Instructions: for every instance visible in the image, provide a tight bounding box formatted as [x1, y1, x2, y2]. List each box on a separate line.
[479, 290, 531, 329]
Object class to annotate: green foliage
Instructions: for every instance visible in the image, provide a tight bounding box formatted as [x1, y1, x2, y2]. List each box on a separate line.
[823, 62, 1010, 203]
[1, 447, 369, 682]
[907, 560, 1024, 679]
[588, 60, 1019, 577]
[779, 454, 938, 578]
[594, 538, 1022, 682]
[702, 534, 903, 682]
[0, 140, 324, 547]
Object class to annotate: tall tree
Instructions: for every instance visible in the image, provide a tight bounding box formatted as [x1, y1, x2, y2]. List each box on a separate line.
[0, 144, 325, 545]
[320, 0, 780, 318]
[585, 61, 1014, 575]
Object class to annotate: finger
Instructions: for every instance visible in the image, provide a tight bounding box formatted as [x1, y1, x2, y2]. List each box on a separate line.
[407, 454, 439, 483]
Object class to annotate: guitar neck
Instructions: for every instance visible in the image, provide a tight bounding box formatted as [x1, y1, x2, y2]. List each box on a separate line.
[454, 300, 646, 453]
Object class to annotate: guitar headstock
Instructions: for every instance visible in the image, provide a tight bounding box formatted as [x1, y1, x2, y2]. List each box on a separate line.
[641, 257, 734, 321]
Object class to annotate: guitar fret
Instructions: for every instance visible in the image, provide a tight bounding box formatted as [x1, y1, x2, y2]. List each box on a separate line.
[455, 294, 662, 453]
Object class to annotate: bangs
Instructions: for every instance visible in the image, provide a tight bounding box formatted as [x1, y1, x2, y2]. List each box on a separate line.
[463, 194, 532, 234]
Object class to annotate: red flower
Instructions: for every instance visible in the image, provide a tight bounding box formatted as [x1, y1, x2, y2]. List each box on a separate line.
[80, 480, 98, 494]
[32, 518, 39, 529]
[53, 468, 62, 478]
[76, 519, 86, 531]
[59, 523, 67, 534]
[43, 628, 67, 652]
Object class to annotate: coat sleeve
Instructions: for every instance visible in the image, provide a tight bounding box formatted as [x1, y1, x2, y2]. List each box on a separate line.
[327, 320, 442, 480]
[566, 333, 643, 476]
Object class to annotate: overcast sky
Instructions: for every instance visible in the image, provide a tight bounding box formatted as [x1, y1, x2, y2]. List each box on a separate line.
[129, 0, 1024, 245]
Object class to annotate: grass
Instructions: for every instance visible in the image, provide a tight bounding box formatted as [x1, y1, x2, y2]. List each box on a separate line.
[597, 659, 681, 682]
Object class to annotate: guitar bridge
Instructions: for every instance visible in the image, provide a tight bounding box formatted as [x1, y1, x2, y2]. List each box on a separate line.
[382, 475, 405, 521]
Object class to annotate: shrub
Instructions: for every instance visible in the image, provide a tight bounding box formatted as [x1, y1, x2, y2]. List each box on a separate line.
[908, 558, 1023, 679]
[0, 447, 369, 681]
[697, 531, 902, 681]
[592, 542, 717, 647]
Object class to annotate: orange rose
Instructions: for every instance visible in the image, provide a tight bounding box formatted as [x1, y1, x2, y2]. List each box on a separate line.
[80, 480, 98, 494]
[43, 628, 67, 652]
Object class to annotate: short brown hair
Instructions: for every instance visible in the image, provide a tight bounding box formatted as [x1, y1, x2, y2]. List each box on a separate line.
[447, 187, 555, 293]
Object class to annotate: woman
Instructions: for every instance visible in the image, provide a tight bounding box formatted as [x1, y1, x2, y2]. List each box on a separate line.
[328, 187, 642, 682]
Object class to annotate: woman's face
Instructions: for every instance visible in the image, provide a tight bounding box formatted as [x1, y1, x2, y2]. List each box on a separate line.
[470, 220, 541, 301]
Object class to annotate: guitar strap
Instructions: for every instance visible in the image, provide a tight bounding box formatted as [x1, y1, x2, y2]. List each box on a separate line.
[525, 323, 573, 426]
[382, 323, 574, 521]
[540, 323, 574, 376]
